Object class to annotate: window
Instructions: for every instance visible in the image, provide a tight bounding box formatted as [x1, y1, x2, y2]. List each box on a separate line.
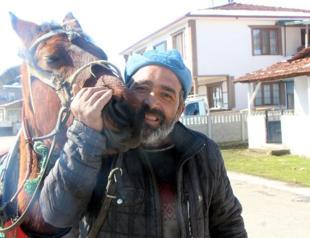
[136, 48, 146, 55]
[255, 82, 282, 106]
[208, 83, 223, 108]
[285, 81, 294, 109]
[251, 27, 281, 55]
[301, 29, 310, 47]
[184, 102, 199, 116]
[153, 41, 167, 51]
[0, 109, 4, 121]
[8, 92, 15, 101]
[172, 31, 185, 57]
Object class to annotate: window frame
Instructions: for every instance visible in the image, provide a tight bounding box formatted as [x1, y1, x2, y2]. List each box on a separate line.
[207, 82, 223, 109]
[301, 29, 310, 47]
[250, 26, 282, 56]
[0, 109, 4, 121]
[285, 80, 294, 109]
[172, 30, 185, 57]
[254, 82, 283, 106]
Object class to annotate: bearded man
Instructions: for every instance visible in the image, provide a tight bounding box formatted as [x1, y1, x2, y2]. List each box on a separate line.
[40, 50, 247, 238]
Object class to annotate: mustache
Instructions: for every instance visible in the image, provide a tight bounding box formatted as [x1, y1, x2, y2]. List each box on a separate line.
[139, 104, 165, 124]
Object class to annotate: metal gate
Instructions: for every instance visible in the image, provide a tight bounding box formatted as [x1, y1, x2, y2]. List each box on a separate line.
[265, 110, 282, 144]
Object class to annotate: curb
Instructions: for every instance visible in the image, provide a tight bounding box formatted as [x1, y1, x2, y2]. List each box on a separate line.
[228, 171, 310, 197]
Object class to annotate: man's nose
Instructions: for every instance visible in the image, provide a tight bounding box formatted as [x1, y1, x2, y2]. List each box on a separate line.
[143, 91, 159, 108]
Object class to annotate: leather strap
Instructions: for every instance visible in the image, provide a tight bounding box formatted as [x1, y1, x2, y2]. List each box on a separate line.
[87, 154, 123, 238]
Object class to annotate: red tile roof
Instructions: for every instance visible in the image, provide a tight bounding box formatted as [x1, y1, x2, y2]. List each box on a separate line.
[235, 47, 310, 83]
[212, 2, 310, 13]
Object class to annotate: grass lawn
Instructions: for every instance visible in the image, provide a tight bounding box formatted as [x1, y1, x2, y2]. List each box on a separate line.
[221, 147, 310, 187]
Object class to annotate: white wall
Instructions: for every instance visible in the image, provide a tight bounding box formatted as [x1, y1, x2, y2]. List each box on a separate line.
[180, 111, 248, 144]
[247, 114, 266, 149]
[235, 83, 249, 110]
[247, 76, 310, 157]
[195, 18, 291, 109]
[282, 115, 310, 157]
[196, 18, 288, 76]
[294, 76, 310, 115]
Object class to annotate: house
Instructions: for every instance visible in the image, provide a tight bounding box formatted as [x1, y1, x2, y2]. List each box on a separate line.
[0, 82, 22, 104]
[0, 65, 20, 87]
[120, 2, 310, 112]
[0, 99, 22, 135]
[0, 66, 22, 135]
[235, 46, 310, 157]
[0, 65, 21, 104]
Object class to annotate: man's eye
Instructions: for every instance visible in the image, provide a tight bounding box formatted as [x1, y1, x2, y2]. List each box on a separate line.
[161, 92, 173, 100]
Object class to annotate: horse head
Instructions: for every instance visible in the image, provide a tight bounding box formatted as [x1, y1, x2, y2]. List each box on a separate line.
[11, 12, 143, 151]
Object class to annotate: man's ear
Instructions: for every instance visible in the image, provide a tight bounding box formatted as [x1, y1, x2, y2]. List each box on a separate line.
[176, 101, 185, 120]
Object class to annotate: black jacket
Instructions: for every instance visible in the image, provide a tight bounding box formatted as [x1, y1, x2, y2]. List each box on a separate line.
[40, 120, 247, 238]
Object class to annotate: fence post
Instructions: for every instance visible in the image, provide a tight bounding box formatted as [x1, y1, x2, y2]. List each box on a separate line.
[241, 112, 247, 142]
[207, 114, 212, 139]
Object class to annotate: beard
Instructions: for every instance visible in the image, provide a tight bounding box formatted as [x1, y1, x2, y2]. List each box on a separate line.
[140, 105, 177, 146]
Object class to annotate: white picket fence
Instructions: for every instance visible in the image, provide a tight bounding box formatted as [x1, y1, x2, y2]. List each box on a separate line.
[180, 111, 248, 144]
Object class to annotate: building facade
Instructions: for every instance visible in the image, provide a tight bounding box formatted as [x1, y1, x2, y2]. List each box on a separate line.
[120, 3, 310, 111]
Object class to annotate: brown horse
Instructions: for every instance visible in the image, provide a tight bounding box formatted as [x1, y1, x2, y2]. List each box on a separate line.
[0, 13, 142, 237]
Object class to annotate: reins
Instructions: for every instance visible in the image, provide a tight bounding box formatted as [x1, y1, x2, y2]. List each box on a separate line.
[0, 26, 123, 235]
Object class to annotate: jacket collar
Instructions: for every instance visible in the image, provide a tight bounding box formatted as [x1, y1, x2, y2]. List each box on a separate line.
[170, 122, 205, 163]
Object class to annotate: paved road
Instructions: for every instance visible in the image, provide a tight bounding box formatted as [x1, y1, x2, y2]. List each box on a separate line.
[229, 172, 310, 238]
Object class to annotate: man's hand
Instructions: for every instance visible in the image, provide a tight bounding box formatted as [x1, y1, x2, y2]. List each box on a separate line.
[71, 86, 113, 132]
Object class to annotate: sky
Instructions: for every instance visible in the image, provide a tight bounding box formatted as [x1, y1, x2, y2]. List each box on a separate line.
[1, 0, 310, 75]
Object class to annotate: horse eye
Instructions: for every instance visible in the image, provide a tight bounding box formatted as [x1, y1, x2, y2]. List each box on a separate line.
[45, 55, 60, 64]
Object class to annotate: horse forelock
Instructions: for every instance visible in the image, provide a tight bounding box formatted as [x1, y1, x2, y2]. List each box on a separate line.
[38, 21, 93, 44]
[39, 22, 62, 33]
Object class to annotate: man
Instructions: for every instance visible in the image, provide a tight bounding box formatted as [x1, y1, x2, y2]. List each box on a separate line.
[40, 49, 247, 237]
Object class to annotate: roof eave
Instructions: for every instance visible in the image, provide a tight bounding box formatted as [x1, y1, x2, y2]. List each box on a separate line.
[120, 11, 310, 55]
[119, 14, 189, 55]
[235, 72, 310, 83]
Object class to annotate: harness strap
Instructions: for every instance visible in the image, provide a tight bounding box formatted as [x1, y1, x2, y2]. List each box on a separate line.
[0, 107, 70, 234]
[87, 154, 123, 238]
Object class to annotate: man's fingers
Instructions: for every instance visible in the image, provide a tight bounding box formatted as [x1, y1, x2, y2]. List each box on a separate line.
[78, 87, 110, 102]
[92, 89, 113, 109]
[70, 87, 113, 131]
[72, 84, 80, 96]
[88, 89, 112, 105]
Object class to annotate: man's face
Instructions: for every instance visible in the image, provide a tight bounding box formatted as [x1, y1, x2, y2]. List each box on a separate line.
[129, 65, 184, 146]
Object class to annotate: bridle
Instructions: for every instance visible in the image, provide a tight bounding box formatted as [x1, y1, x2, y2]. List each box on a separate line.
[24, 26, 124, 140]
[0, 26, 123, 234]
[26, 28, 122, 109]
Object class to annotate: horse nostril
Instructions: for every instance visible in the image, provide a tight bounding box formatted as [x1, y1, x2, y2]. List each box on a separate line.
[91, 64, 111, 77]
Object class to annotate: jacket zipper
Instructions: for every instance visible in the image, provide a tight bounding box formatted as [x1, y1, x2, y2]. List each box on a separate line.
[186, 198, 193, 238]
[176, 143, 206, 238]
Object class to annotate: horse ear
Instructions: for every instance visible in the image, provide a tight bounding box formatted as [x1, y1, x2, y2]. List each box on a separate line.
[9, 12, 40, 48]
[62, 12, 82, 32]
